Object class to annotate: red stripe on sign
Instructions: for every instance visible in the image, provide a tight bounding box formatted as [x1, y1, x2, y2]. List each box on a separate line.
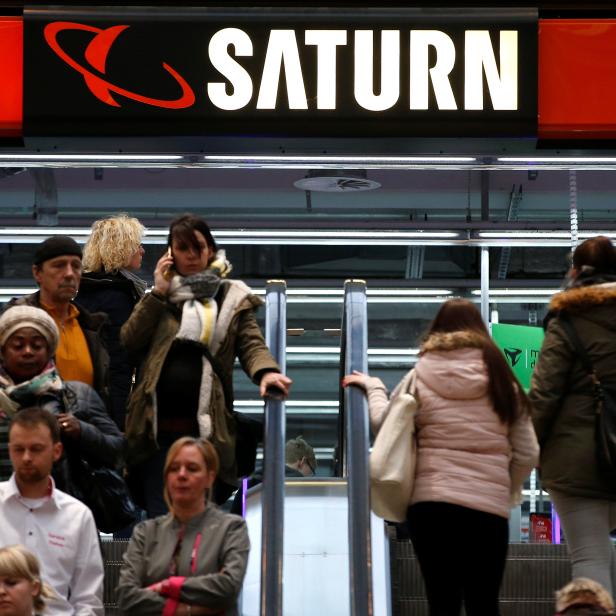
[539, 19, 616, 139]
[0, 17, 22, 137]
[2, 16, 616, 142]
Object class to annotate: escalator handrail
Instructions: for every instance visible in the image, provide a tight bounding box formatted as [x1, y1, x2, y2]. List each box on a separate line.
[260, 280, 287, 616]
[341, 279, 374, 616]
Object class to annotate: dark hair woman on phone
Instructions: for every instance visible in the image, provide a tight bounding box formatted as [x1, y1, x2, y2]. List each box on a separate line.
[121, 214, 292, 517]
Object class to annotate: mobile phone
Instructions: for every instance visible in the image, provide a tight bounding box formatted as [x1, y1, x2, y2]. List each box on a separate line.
[163, 247, 175, 280]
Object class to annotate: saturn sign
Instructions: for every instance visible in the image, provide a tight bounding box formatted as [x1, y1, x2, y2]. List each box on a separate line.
[24, 8, 537, 138]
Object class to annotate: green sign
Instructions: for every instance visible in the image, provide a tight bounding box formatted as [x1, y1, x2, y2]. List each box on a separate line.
[491, 323, 544, 391]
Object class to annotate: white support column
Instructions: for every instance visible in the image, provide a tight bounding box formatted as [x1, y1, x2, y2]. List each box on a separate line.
[481, 247, 490, 328]
[570, 170, 579, 250]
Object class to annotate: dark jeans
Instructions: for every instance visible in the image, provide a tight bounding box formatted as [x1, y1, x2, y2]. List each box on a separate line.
[407, 501, 509, 616]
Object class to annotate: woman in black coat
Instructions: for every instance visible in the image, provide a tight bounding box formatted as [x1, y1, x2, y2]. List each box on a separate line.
[77, 214, 147, 430]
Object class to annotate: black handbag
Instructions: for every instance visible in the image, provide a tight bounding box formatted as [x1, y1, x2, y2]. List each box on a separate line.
[69, 457, 140, 533]
[559, 313, 616, 474]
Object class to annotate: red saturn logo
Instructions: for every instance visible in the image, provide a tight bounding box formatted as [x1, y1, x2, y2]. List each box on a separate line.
[44, 21, 195, 109]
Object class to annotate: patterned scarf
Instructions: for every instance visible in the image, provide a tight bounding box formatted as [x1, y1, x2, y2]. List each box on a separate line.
[168, 250, 232, 347]
[120, 268, 148, 299]
[166, 251, 232, 439]
[0, 362, 63, 416]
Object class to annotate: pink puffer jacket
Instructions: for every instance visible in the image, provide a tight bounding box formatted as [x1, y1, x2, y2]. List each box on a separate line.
[365, 331, 539, 519]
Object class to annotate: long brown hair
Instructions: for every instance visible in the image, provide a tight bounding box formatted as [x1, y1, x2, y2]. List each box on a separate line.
[425, 299, 531, 424]
[572, 235, 616, 274]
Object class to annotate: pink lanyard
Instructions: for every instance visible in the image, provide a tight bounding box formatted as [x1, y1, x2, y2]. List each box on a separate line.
[190, 532, 202, 574]
[169, 528, 202, 576]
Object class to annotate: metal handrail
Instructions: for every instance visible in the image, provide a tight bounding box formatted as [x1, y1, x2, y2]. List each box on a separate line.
[261, 280, 287, 616]
[341, 279, 373, 616]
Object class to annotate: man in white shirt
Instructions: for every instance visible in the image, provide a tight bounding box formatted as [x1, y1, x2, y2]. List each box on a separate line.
[0, 406, 104, 615]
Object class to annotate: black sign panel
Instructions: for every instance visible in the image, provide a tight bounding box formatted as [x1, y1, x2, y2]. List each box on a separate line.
[24, 7, 538, 138]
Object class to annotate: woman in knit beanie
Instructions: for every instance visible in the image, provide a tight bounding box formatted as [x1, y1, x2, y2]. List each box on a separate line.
[0, 305, 127, 531]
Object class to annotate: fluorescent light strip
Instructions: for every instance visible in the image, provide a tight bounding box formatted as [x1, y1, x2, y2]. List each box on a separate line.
[0, 288, 37, 295]
[235, 400, 338, 408]
[471, 289, 559, 296]
[579, 231, 616, 239]
[204, 155, 476, 163]
[498, 157, 616, 163]
[256, 288, 451, 297]
[0, 228, 460, 244]
[0, 154, 183, 161]
[4, 228, 614, 247]
[285, 297, 448, 304]
[478, 231, 571, 239]
[0, 228, 92, 236]
[286, 346, 419, 355]
[0, 287, 450, 304]
[216, 230, 459, 239]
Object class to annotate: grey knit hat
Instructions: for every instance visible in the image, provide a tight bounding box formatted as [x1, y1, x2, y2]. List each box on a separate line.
[0, 306, 59, 354]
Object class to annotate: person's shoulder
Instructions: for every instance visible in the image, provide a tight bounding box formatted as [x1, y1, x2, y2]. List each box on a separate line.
[223, 279, 263, 310]
[80, 271, 136, 296]
[73, 300, 109, 329]
[63, 381, 104, 412]
[207, 503, 246, 529]
[52, 487, 95, 517]
[0, 480, 12, 499]
[3, 292, 39, 311]
[131, 513, 174, 539]
[64, 380, 98, 400]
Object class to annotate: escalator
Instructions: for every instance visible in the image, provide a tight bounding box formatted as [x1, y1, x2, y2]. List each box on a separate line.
[240, 279, 391, 616]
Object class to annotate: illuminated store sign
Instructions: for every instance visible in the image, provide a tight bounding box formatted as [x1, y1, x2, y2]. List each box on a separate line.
[24, 8, 537, 138]
[206, 28, 519, 112]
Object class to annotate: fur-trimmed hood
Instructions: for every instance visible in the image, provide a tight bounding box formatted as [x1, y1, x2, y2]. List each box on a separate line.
[420, 329, 487, 354]
[417, 330, 488, 401]
[549, 281, 616, 313]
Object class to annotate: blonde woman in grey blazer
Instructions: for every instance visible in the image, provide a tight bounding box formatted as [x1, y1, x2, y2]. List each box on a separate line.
[118, 437, 250, 616]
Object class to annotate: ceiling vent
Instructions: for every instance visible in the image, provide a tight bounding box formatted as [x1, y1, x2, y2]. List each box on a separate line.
[294, 169, 381, 193]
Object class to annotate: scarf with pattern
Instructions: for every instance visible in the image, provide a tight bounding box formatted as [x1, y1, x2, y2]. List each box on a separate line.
[166, 251, 232, 439]
[168, 250, 232, 347]
[0, 361, 63, 417]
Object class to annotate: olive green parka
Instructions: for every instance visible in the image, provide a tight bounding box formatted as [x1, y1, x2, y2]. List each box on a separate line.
[120, 279, 280, 485]
[529, 280, 616, 500]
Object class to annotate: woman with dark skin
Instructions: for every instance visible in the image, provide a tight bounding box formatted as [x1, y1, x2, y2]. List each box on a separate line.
[122, 214, 291, 516]
[0, 306, 125, 512]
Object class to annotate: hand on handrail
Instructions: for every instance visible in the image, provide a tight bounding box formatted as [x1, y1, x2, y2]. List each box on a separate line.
[259, 372, 293, 399]
[341, 370, 371, 392]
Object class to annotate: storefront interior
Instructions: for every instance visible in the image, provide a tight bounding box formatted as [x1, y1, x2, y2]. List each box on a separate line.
[0, 158, 613, 538]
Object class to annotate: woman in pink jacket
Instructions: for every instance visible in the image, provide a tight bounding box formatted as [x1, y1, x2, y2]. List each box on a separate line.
[343, 299, 539, 616]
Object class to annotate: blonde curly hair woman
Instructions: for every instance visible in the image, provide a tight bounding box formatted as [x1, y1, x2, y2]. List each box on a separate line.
[77, 214, 147, 429]
[0, 545, 55, 615]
